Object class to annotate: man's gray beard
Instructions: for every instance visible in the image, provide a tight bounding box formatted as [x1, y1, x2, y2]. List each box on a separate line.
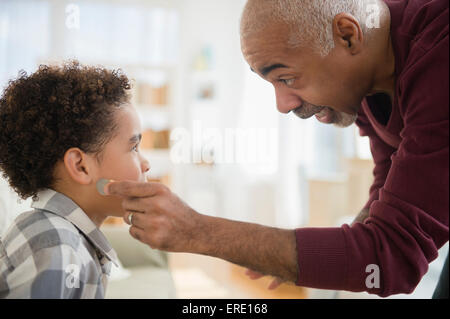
[332, 110, 358, 128]
[293, 103, 358, 128]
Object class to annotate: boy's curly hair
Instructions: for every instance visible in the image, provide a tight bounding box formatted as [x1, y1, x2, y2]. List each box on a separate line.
[0, 61, 131, 199]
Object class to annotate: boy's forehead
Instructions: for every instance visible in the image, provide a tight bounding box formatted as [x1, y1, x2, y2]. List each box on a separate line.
[115, 104, 142, 137]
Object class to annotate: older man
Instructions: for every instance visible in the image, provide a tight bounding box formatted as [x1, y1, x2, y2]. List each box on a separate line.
[105, 0, 448, 298]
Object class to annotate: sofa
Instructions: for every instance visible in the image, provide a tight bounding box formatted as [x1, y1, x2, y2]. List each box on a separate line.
[101, 225, 176, 299]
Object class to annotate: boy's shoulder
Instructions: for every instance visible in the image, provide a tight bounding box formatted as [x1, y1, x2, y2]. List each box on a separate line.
[0, 189, 118, 298]
[0, 208, 106, 299]
[1, 208, 83, 268]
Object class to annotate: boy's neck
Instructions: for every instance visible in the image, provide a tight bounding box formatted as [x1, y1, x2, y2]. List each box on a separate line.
[53, 185, 108, 228]
[51, 162, 110, 228]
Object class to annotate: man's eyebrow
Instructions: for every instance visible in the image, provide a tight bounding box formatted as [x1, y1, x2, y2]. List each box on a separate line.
[129, 134, 142, 144]
[257, 63, 289, 77]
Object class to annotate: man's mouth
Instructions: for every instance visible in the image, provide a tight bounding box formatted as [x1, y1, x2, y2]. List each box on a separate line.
[314, 107, 335, 124]
[292, 105, 325, 119]
[292, 104, 335, 124]
[292, 104, 358, 127]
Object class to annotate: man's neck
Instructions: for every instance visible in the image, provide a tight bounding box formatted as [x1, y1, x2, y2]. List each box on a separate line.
[370, 36, 396, 101]
[368, 0, 396, 101]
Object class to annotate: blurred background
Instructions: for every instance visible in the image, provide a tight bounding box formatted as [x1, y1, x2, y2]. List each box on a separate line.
[0, 0, 447, 299]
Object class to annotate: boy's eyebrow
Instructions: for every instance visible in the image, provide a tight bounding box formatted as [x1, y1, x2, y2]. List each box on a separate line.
[129, 134, 142, 144]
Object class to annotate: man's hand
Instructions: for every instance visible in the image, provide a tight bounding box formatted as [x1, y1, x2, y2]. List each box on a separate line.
[245, 269, 286, 290]
[105, 181, 201, 252]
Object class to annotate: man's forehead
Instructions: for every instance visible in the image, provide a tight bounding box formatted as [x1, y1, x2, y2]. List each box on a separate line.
[243, 26, 290, 44]
[242, 25, 294, 59]
[242, 39, 294, 73]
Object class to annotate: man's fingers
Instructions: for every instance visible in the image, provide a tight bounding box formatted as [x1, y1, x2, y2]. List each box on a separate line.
[121, 197, 155, 214]
[245, 269, 265, 280]
[105, 180, 162, 198]
[268, 278, 284, 290]
[123, 211, 131, 225]
[129, 225, 147, 243]
[123, 211, 148, 229]
[123, 211, 140, 226]
[245, 269, 284, 290]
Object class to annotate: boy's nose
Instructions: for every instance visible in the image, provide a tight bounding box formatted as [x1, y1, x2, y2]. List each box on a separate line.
[142, 158, 150, 173]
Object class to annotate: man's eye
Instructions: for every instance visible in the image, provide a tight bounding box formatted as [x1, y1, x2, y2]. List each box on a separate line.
[279, 78, 295, 87]
[132, 144, 139, 152]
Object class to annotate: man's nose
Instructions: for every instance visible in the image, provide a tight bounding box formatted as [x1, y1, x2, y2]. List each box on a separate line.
[274, 87, 303, 114]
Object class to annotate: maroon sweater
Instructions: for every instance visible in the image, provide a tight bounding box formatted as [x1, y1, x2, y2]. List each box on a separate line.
[295, 0, 449, 296]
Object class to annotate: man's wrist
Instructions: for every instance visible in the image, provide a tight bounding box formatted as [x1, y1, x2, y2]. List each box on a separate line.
[188, 212, 215, 255]
[187, 213, 299, 283]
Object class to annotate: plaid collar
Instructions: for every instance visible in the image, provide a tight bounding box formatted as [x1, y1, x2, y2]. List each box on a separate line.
[31, 189, 119, 267]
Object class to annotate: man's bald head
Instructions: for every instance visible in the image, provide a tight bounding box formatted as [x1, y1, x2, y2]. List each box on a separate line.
[240, 0, 372, 56]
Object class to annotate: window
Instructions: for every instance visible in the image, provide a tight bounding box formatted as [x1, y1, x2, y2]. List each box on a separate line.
[0, 0, 179, 88]
[0, 0, 50, 88]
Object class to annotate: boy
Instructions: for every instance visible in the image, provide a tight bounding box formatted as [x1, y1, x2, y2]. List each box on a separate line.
[0, 61, 150, 298]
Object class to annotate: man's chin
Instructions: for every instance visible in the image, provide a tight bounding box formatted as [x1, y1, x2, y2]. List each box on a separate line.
[319, 108, 357, 128]
[293, 105, 358, 128]
[313, 108, 357, 128]
[332, 111, 358, 128]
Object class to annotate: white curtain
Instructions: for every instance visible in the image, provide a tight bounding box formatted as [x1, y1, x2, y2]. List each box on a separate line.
[0, 176, 31, 237]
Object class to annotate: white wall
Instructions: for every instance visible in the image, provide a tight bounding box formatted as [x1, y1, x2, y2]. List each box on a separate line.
[175, 0, 247, 129]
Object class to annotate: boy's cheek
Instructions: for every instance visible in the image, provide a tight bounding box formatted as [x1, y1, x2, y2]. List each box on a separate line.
[99, 159, 143, 183]
[94, 158, 144, 217]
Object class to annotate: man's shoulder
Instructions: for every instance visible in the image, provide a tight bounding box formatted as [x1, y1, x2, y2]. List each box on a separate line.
[1, 209, 82, 267]
[389, 0, 448, 54]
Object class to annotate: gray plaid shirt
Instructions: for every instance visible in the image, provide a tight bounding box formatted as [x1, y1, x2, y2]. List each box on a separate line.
[0, 189, 119, 299]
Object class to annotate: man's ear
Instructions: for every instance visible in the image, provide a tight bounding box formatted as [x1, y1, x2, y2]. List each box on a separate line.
[63, 148, 94, 185]
[332, 13, 364, 55]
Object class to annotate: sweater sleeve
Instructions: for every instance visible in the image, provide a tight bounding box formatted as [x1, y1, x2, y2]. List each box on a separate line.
[295, 36, 449, 297]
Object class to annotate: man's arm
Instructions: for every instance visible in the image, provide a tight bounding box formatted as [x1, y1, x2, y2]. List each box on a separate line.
[108, 182, 299, 284]
[192, 214, 299, 283]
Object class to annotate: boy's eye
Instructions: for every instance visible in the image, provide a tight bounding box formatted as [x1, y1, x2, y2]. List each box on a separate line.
[132, 144, 140, 152]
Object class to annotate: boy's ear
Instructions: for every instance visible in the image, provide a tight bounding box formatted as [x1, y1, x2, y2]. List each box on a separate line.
[63, 148, 94, 185]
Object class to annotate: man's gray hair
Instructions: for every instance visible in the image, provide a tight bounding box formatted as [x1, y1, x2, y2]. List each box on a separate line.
[241, 0, 375, 56]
